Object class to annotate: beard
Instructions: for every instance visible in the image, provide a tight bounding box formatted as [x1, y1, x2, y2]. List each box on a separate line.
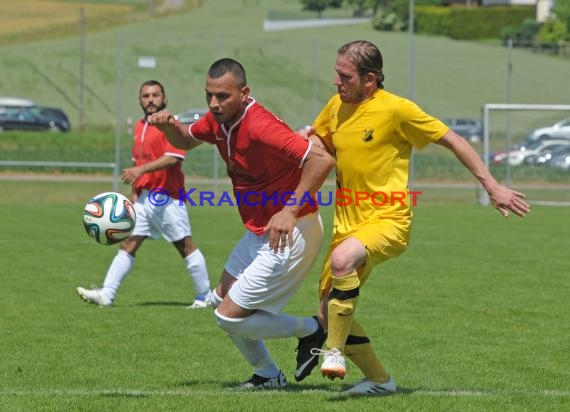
[143, 101, 167, 117]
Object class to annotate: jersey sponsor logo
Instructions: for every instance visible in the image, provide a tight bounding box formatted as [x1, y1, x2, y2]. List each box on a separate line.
[362, 129, 374, 142]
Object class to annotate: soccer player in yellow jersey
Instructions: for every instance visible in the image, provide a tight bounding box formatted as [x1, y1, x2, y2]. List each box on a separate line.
[293, 40, 531, 396]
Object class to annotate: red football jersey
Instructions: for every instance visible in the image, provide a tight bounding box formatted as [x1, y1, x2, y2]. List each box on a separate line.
[189, 99, 318, 234]
[132, 120, 186, 199]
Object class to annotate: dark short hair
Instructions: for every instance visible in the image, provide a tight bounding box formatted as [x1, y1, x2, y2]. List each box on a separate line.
[338, 40, 385, 89]
[140, 80, 165, 95]
[208, 58, 247, 88]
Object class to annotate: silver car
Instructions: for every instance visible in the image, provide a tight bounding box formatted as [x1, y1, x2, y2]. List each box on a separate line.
[549, 147, 570, 170]
[441, 118, 483, 143]
[527, 118, 570, 142]
[175, 109, 207, 124]
[506, 139, 570, 166]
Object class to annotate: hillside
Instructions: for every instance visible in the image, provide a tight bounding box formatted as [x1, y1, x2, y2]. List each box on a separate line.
[1, 0, 569, 134]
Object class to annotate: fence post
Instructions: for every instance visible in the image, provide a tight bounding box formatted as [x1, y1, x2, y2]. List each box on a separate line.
[113, 32, 123, 193]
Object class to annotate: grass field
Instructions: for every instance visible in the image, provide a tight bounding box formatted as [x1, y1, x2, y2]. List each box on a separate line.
[0, 0, 200, 46]
[1, 3, 569, 409]
[0, 1, 141, 45]
[0, 180, 568, 411]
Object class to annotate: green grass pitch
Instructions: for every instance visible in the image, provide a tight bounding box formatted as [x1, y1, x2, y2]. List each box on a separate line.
[0, 180, 568, 411]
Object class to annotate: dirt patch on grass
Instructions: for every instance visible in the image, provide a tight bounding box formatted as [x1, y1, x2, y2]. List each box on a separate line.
[0, 0, 202, 46]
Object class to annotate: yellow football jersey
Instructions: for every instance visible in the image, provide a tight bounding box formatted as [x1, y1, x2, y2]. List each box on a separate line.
[313, 89, 448, 236]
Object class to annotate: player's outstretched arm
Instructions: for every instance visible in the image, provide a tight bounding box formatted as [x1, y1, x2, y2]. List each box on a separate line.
[147, 110, 202, 150]
[121, 155, 180, 185]
[435, 130, 531, 218]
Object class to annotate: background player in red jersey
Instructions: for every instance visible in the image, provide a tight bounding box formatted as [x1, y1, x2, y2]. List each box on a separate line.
[148, 59, 335, 389]
[77, 80, 212, 309]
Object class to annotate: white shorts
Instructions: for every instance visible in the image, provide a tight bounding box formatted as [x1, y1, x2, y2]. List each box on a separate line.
[131, 189, 192, 242]
[226, 212, 323, 315]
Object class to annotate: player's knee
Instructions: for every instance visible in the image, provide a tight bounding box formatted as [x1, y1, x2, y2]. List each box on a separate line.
[214, 309, 245, 335]
[330, 252, 357, 274]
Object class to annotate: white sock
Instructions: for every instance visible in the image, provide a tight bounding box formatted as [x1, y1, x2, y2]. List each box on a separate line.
[184, 249, 210, 295]
[227, 335, 280, 378]
[209, 289, 223, 308]
[216, 309, 314, 340]
[102, 249, 135, 299]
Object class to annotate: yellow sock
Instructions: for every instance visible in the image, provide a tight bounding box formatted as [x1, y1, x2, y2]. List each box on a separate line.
[327, 271, 360, 352]
[344, 319, 390, 383]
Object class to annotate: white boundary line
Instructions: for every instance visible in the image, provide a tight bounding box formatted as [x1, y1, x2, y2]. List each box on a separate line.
[1, 388, 569, 397]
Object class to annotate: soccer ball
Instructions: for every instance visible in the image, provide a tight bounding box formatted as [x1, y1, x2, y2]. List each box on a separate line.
[83, 192, 136, 245]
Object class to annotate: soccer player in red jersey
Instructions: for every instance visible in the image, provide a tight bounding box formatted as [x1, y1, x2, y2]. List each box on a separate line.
[148, 58, 335, 389]
[77, 80, 212, 309]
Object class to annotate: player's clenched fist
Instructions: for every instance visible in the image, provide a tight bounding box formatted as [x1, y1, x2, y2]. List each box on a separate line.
[147, 110, 178, 130]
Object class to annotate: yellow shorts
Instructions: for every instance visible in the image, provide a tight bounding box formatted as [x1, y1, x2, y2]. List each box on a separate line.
[319, 218, 411, 298]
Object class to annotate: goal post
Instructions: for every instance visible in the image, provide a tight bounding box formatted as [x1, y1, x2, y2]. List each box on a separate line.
[480, 103, 570, 206]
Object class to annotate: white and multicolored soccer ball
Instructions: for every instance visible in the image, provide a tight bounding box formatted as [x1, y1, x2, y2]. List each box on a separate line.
[83, 192, 136, 245]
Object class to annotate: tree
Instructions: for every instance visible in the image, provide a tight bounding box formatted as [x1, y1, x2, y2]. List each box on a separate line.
[345, 0, 368, 16]
[538, 17, 567, 43]
[344, 0, 384, 16]
[551, 0, 570, 40]
[300, 0, 331, 18]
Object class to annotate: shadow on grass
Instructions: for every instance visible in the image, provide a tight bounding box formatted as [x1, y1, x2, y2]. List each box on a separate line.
[100, 390, 148, 398]
[324, 385, 415, 402]
[174, 379, 428, 400]
[177, 379, 336, 392]
[133, 301, 190, 307]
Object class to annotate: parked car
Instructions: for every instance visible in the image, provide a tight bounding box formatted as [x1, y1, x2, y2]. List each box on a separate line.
[0, 96, 37, 111]
[0, 107, 69, 132]
[491, 142, 523, 164]
[0, 96, 70, 132]
[441, 117, 483, 143]
[535, 145, 570, 166]
[527, 118, 570, 142]
[503, 139, 570, 166]
[32, 106, 71, 132]
[549, 150, 570, 171]
[175, 109, 207, 124]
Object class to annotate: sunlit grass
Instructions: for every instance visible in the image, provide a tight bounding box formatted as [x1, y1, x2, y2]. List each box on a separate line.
[0, 180, 568, 410]
[0, 1, 137, 43]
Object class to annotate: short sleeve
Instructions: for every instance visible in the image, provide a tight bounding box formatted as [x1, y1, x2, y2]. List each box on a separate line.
[312, 97, 336, 150]
[189, 113, 217, 144]
[397, 99, 449, 149]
